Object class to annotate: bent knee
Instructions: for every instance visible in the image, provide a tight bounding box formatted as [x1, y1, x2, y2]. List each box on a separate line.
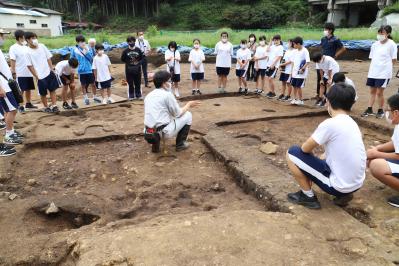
[369, 159, 390, 177]
[183, 111, 192, 125]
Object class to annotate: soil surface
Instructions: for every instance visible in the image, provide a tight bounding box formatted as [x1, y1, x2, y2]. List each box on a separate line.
[0, 59, 398, 265]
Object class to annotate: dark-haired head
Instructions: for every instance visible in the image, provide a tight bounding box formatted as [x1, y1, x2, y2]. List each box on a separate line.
[153, 70, 171, 88]
[292, 36, 303, 46]
[332, 72, 346, 83]
[75, 34, 85, 43]
[388, 94, 399, 112]
[127, 36, 136, 44]
[95, 43, 104, 51]
[24, 31, 37, 40]
[249, 33, 256, 42]
[193, 38, 201, 44]
[259, 35, 266, 41]
[326, 83, 356, 112]
[68, 57, 79, 68]
[168, 41, 177, 50]
[324, 22, 335, 35]
[311, 51, 323, 63]
[14, 30, 25, 41]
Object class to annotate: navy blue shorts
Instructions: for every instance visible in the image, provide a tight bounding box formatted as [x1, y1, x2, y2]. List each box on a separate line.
[17, 77, 35, 91]
[0, 91, 18, 113]
[279, 73, 291, 82]
[37, 72, 60, 96]
[59, 74, 73, 86]
[385, 159, 399, 178]
[287, 145, 350, 197]
[79, 73, 95, 85]
[366, 78, 390, 88]
[265, 67, 277, 78]
[171, 74, 181, 83]
[291, 78, 305, 88]
[256, 69, 266, 78]
[191, 73, 204, 81]
[96, 79, 112, 89]
[216, 67, 230, 76]
[236, 69, 247, 77]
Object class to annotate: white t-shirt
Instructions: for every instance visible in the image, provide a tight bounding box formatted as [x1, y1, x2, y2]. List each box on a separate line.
[135, 39, 151, 55]
[92, 54, 111, 82]
[215, 41, 233, 68]
[144, 88, 182, 128]
[9, 43, 32, 78]
[236, 48, 252, 70]
[291, 47, 310, 79]
[165, 49, 181, 75]
[317, 55, 340, 79]
[189, 49, 205, 73]
[26, 43, 52, 80]
[0, 50, 12, 93]
[282, 49, 294, 74]
[368, 39, 397, 79]
[254, 45, 268, 69]
[392, 125, 399, 153]
[311, 114, 366, 193]
[267, 44, 284, 68]
[55, 60, 75, 76]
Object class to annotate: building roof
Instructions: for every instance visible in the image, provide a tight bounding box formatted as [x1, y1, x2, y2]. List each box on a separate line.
[0, 7, 47, 16]
[0, 1, 26, 8]
[31, 7, 62, 15]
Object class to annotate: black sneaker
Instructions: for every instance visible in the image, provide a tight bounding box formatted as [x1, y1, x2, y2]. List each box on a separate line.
[243, 88, 248, 95]
[0, 143, 15, 150]
[287, 190, 321, 209]
[62, 102, 72, 110]
[192, 90, 196, 95]
[376, 109, 385, 119]
[277, 94, 285, 101]
[3, 133, 23, 145]
[43, 107, 52, 113]
[0, 120, 5, 131]
[361, 108, 374, 117]
[71, 102, 79, 109]
[333, 193, 353, 207]
[51, 106, 60, 113]
[283, 96, 291, 102]
[18, 106, 25, 113]
[25, 102, 38, 109]
[238, 87, 243, 94]
[266, 92, 276, 99]
[176, 142, 190, 152]
[314, 99, 322, 106]
[387, 195, 399, 208]
[0, 144, 16, 156]
[196, 89, 202, 95]
[14, 130, 24, 139]
[319, 99, 326, 108]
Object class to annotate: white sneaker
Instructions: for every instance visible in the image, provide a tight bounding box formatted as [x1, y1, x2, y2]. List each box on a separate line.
[296, 100, 304, 105]
[174, 90, 180, 98]
[102, 98, 107, 104]
[290, 99, 297, 105]
[107, 97, 115, 104]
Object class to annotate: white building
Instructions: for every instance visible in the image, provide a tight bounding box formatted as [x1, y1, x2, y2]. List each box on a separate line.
[0, 2, 62, 37]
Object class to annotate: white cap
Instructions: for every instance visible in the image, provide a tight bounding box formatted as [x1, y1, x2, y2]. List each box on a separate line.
[88, 38, 96, 44]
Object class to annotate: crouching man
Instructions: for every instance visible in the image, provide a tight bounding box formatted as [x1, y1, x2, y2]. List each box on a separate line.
[144, 70, 200, 153]
[286, 83, 366, 209]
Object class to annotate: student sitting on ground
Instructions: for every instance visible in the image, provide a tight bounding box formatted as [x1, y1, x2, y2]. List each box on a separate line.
[332, 72, 358, 101]
[144, 71, 200, 153]
[311, 51, 340, 107]
[92, 44, 114, 104]
[286, 83, 366, 209]
[55, 58, 79, 110]
[367, 94, 399, 208]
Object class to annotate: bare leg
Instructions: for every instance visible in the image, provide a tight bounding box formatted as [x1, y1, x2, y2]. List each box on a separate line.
[377, 88, 384, 109]
[50, 91, 57, 106]
[4, 111, 17, 131]
[281, 81, 287, 95]
[286, 152, 312, 190]
[70, 83, 76, 103]
[91, 83, 97, 97]
[41, 96, 48, 107]
[25, 90, 32, 104]
[370, 159, 399, 191]
[298, 88, 303, 100]
[287, 83, 292, 97]
[368, 87, 377, 108]
[269, 78, 275, 93]
[241, 77, 247, 88]
[61, 85, 68, 102]
[107, 88, 111, 98]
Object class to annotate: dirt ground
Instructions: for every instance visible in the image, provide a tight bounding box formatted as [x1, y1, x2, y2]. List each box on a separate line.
[0, 60, 399, 265]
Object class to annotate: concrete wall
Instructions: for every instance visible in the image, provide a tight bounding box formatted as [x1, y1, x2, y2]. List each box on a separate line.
[0, 13, 63, 36]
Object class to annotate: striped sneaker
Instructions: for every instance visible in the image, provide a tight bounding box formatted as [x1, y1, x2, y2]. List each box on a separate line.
[4, 134, 23, 145]
[0, 144, 16, 157]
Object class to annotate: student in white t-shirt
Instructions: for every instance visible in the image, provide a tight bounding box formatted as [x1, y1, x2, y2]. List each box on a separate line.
[188, 38, 205, 95]
[9, 30, 37, 112]
[165, 41, 181, 98]
[278, 39, 294, 102]
[247, 33, 257, 81]
[265, 35, 284, 99]
[55, 58, 79, 110]
[92, 44, 114, 104]
[25, 32, 60, 113]
[236, 39, 252, 95]
[362, 25, 397, 119]
[215, 32, 233, 93]
[332, 72, 358, 101]
[368, 94, 399, 208]
[287, 83, 366, 209]
[311, 52, 340, 107]
[253, 35, 269, 95]
[290, 36, 310, 106]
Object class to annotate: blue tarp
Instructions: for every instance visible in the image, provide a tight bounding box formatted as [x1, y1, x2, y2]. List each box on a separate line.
[47, 40, 389, 58]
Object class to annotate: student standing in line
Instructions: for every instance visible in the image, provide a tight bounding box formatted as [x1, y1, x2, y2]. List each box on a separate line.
[247, 34, 257, 81]
[71, 35, 101, 105]
[278, 39, 294, 102]
[0, 28, 22, 151]
[55, 58, 79, 110]
[121, 36, 144, 100]
[136, 31, 151, 88]
[215, 32, 233, 93]
[236, 39, 252, 94]
[25, 32, 60, 113]
[92, 44, 114, 104]
[312, 52, 340, 107]
[316, 22, 346, 101]
[9, 30, 37, 112]
[253, 35, 269, 95]
[290, 36, 310, 106]
[188, 39, 205, 95]
[165, 41, 181, 98]
[362, 25, 397, 119]
[265, 35, 284, 99]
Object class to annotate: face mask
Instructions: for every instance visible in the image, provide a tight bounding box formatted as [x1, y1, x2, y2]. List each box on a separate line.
[22, 40, 27, 46]
[222, 37, 228, 43]
[194, 44, 200, 49]
[323, 30, 329, 37]
[240, 44, 246, 49]
[139, 36, 144, 40]
[170, 48, 175, 52]
[259, 40, 265, 46]
[0, 38, 4, 47]
[249, 37, 255, 42]
[32, 39, 39, 47]
[98, 50, 104, 55]
[128, 42, 135, 48]
[274, 40, 280, 46]
[165, 82, 172, 91]
[377, 34, 386, 42]
[385, 111, 393, 124]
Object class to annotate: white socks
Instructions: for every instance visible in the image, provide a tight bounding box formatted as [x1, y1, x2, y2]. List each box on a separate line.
[302, 189, 314, 198]
[5, 129, 14, 137]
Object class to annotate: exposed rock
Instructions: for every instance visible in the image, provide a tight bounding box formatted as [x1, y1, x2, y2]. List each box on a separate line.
[259, 142, 278, 155]
[27, 179, 37, 186]
[45, 202, 59, 215]
[8, 193, 18, 201]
